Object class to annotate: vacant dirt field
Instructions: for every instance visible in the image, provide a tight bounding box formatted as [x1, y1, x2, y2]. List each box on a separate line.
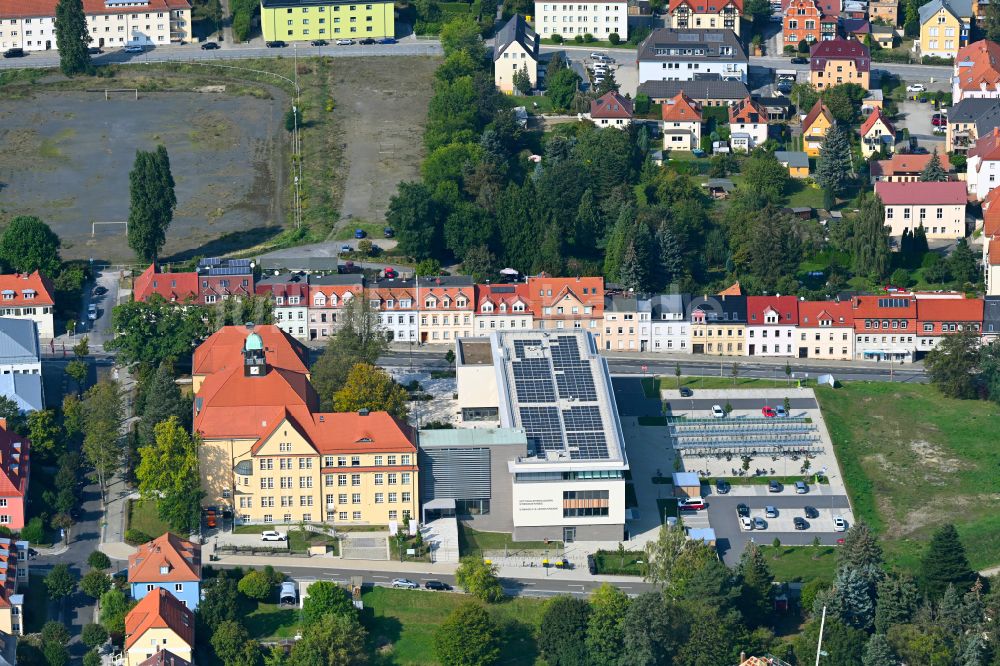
[0, 90, 284, 263]
[329, 56, 438, 235]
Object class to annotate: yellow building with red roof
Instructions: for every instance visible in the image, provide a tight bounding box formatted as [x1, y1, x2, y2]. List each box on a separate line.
[124, 588, 194, 666]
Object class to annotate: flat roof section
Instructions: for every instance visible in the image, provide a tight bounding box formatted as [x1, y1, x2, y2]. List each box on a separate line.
[456, 338, 494, 366]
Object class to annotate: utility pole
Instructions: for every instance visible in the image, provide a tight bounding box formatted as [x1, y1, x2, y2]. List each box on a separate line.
[814, 605, 827, 666]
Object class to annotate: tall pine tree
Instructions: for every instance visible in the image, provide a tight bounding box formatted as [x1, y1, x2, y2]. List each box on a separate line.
[55, 0, 93, 76]
[656, 223, 684, 290]
[920, 149, 949, 181]
[127, 146, 177, 263]
[816, 123, 853, 201]
[920, 523, 977, 599]
[737, 542, 774, 628]
[862, 634, 899, 666]
[850, 191, 890, 279]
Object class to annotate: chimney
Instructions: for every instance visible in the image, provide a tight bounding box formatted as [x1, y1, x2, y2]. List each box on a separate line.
[358, 409, 370, 416]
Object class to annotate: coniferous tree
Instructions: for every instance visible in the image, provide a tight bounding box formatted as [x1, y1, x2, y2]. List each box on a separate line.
[913, 224, 929, 256]
[862, 634, 899, 666]
[920, 524, 977, 598]
[816, 124, 853, 200]
[837, 522, 884, 585]
[536, 224, 565, 276]
[832, 566, 876, 630]
[875, 573, 920, 633]
[850, 191, 890, 279]
[127, 146, 176, 263]
[137, 362, 188, 446]
[55, 0, 93, 76]
[948, 238, 980, 284]
[602, 209, 632, 283]
[574, 188, 601, 251]
[737, 542, 774, 628]
[900, 228, 912, 263]
[657, 223, 684, 289]
[920, 149, 949, 181]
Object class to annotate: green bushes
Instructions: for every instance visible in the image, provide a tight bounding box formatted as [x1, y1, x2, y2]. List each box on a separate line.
[20, 517, 46, 545]
[230, 0, 258, 41]
[124, 528, 152, 546]
[551, 34, 563, 43]
[608, 32, 621, 44]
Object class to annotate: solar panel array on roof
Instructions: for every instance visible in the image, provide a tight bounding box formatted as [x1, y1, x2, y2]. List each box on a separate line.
[490, 286, 515, 293]
[552, 336, 598, 401]
[678, 33, 699, 41]
[519, 406, 563, 454]
[562, 406, 608, 459]
[567, 432, 609, 459]
[513, 360, 556, 403]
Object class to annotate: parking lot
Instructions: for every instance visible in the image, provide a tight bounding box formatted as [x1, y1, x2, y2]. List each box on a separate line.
[897, 100, 946, 148]
[570, 51, 638, 97]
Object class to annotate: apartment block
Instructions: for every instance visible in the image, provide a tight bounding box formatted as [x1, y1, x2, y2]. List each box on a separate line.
[260, 0, 394, 42]
[534, 0, 629, 40]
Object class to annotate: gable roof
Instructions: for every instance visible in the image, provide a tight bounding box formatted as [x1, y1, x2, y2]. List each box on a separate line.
[526, 276, 604, 315]
[662, 91, 703, 122]
[128, 533, 201, 585]
[667, 0, 743, 12]
[990, 238, 1000, 264]
[860, 107, 895, 136]
[746, 295, 800, 325]
[0, 272, 54, 307]
[775, 150, 809, 168]
[0, 319, 39, 366]
[729, 96, 767, 124]
[870, 151, 952, 178]
[134, 264, 198, 303]
[874, 180, 968, 205]
[919, 0, 970, 24]
[969, 126, 1000, 162]
[955, 40, 1000, 93]
[494, 14, 538, 61]
[1, 0, 190, 18]
[916, 296, 984, 322]
[193, 325, 309, 378]
[0, 539, 23, 611]
[137, 651, 192, 666]
[0, 421, 28, 500]
[638, 79, 749, 101]
[591, 91, 634, 119]
[802, 99, 834, 132]
[0, 373, 43, 414]
[637, 28, 747, 63]
[718, 282, 744, 296]
[798, 300, 854, 327]
[983, 184, 1000, 236]
[810, 38, 870, 72]
[125, 588, 195, 651]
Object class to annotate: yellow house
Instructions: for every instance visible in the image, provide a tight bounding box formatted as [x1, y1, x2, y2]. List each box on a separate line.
[260, 0, 394, 43]
[802, 99, 835, 157]
[860, 107, 896, 157]
[918, 0, 969, 59]
[775, 150, 810, 178]
[809, 38, 871, 91]
[688, 293, 747, 356]
[494, 15, 539, 94]
[124, 589, 194, 666]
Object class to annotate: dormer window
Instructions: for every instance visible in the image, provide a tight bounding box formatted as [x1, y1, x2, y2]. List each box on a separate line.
[457, 298, 467, 307]
[386, 299, 394, 309]
[1, 291, 13, 301]
[313, 294, 326, 306]
[275, 296, 284, 305]
[21, 290, 35, 300]
[482, 302, 494, 313]
[288, 296, 300, 305]
[160, 565, 170, 575]
[499, 303, 507, 312]
[425, 298, 436, 308]
[330, 294, 339, 306]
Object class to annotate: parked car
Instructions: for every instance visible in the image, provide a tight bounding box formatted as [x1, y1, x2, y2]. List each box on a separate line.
[775, 405, 787, 417]
[88, 47, 103, 54]
[340, 244, 352, 254]
[392, 578, 419, 589]
[587, 554, 597, 574]
[310, 39, 329, 46]
[833, 516, 848, 532]
[376, 37, 397, 44]
[906, 83, 926, 93]
[737, 503, 750, 517]
[790, 56, 808, 64]
[3, 48, 26, 58]
[740, 516, 753, 530]
[711, 404, 725, 418]
[795, 480, 809, 494]
[261, 530, 288, 541]
[424, 580, 451, 591]
[679, 386, 693, 397]
[678, 497, 706, 511]
[354, 228, 366, 239]
[715, 479, 730, 494]
[804, 506, 819, 519]
[762, 406, 777, 418]
[589, 51, 606, 60]
[205, 510, 217, 528]
[265, 41, 287, 48]
[336, 38, 355, 46]
[201, 41, 220, 50]
[93, 285, 108, 296]
[768, 480, 782, 493]
[753, 517, 767, 530]
[932, 113, 946, 126]
[383, 226, 395, 238]
[359, 37, 376, 44]
[123, 45, 144, 53]
[87, 304, 98, 320]
[793, 517, 809, 530]
[765, 505, 778, 518]
[384, 268, 398, 279]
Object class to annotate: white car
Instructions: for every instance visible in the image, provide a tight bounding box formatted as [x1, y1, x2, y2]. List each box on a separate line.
[740, 516, 753, 531]
[336, 39, 355, 46]
[261, 530, 287, 542]
[87, 304, 98, 320]
[711, 404, 725, 418]
[123, 45, 144, 53]
[833, 516, 848, 532]
[906, 83, 926, 93]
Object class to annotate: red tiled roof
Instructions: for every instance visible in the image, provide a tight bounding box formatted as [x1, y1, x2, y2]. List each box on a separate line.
[308, 412, 416, 456]
[970, 126, 1000, 162]
[475, 283, 532, 312]
[526, 275, 604, 316]
[661, 91, 703, 122]
[0, 420, 28, 501]
[1, 0, 190, 18]
[850, 293, 916, 331]
[128, 533, 201, 585]
[590, 91, 634, 119]
[668, 0, 742, 12]
[860, 107, 895, 136]
[989, 238, 1000, 264]
[810, 38, 870, 72]
[192, 325, 309, 378]
[798, 300, 854, 327]
[802, 100, 833, 133]
[134, 265, 198, 303]
[955, 39, 1000, 92]
[983, 185, 1000, 236]
[874, 181, 967, 205]
[125, 589, 194, 651]
[916, 297, 984, 323]
[0, 540, 22, 610]
[746, 295, 800, 325]
[729, 96, 768, 124]
[0, 271, 54, 307]
[871, 152, 952, 178]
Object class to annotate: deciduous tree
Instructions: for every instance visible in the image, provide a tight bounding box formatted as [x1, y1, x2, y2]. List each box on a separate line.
[455, 557, 504, 603]
[287, 611, 368, 666]
[106, 296, 209, 367]
[537, 596, 590, 666]
[622, 591, 688, 665]
[27, 410, 62, 463]
[82, 378, 124, 500]
[586, 584, 631, 665]
[54, 0, 93, 76]
[136, 417, 202, 535]
[45, 564, 77, 600]
[99, 588, 133, 635]
[80, 570, 111, 599]
[434, 601, 501, 666]
[925, 328, 981, 399]
[238, 570, 273, 602]
[301, 581, 353, 626]
[332, 363, 409, 419]
[211, 620, 262, 666]
[311, 297, 388, 410]
[0, 216, 62, 275]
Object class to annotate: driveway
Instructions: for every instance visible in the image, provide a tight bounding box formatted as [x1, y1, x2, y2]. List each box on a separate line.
[81, 270, 120, 348]
[896, 100, 946, 148]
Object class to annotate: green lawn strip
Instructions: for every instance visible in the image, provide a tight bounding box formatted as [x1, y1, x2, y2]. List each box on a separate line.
[784, 178, 826, 208]
[510, 95, 554, 114]
[127, 499, 170, 538]
[457, 523, 561, 556]
[712, 475, 828, 486]
[23, 573, 50, 633]
[331, 221, 390, 241]
[815, 382, 1000, 570]
[637, 416, 667, 426]
[593, 549, 645, 576]
[232, 524, 338, 553]
[244, 602, 299, 640]
[757, 545, 838, 584]
[657, 376, 801, 391]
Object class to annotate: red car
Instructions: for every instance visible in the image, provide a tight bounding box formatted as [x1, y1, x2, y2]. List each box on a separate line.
[678, 497, 706, 511]
[384, 267, 398, 279]
[762, 406, 777, 418]
[931, 114, 945, 126]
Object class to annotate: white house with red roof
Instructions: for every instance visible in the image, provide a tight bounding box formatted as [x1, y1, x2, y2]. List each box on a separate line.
[874, 181, 968, 238]
[0, 422, 28, 531]
[967, 126, 1000, 199]
[859, 107, 896, 158]
[745, 295, 800, 357]
[728, 97, 769, 151]
[133, 265, 198, 304]
[953, 40, 1000, 101]
[661, 91, 703, 151]
[256, 272, 310, 341]
[473, 283, 533, 335]
[128, 533, 202, 610]
[797, 300, 855, 360]
[589, 91, 633, 129]
[0, 272, 54, 342]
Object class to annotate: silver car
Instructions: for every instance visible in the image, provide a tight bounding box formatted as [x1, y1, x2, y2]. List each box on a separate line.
[391, 578, 419, 589]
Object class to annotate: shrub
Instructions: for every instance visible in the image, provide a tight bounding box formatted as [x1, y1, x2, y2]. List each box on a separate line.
[890, 268, 912, 288]
[574, 34, 584, 43]
[634, 93, 650, 115]
[798, 39, 810, 53]
[583, 33, 595, 43]
[20, 516, 46, 544]
[81, 624, 109, 649]
[124, 529, 152, 546]
[608, 32, 621, 44]
[551, 34, 563, 43]
[238, 570, 273, 601]
[87, 550, 111, 571]
[84, 651, 102, 666]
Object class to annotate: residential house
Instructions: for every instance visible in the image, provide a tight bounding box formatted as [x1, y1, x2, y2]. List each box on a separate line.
[192, 323, 310, 394]
[195, 325, 419, 526]
[851, 293, 918, 362]
[801, 99, 835, 157]
[689, 293, 747, 355]
[257, 273, 310, 341]
[917, 0, 971, 59]
[875, 181, 968, 237]
[666, 0, 742, 35]
[307, 274, 364, 342]
[662, 91, 704, 151]
[128, 533, 202, 610]
[590, 91, 634, 128]
[868, 0, 899, 24]
[124, 589, 194, 666]
[602, 295, 651, 351]
[260, 0, 394, 43]
[637, 78, 749, 105]
[133, 264, 198, 303]
[0, 319, 43, 415]
[526, 275, 605, 342]
[915, 295, 983, 356]
[534, 0, 629, 40]
[0, 422, 28, 531]
[946, 97, 1000, 152]
[782, 0, 840, 46]
[983, 295, 1000, 339]
[859, 107, 896, 157]
[745, 295, 799, 357]
[810, 38, 871, 90]
[870, 151, 953, 181]
[637, 28, 748, 84]
[728, 96, 769, 151]
[797, 300, 855, 360]
[367, 277, 419, 343]
[775, 150, 810, 177]
[0, 0, 193, 52]
[758, 95, 793, 120]
[649, 293, 691, 352]
[870, 25, 897, 49]
[0, 272, 54, 342]
[195, 258, 254, 305]
[967, 126, 1000, 199]
[843, 17, 870, 41]
[417, 276, 474, 344]
[952, 40, 1000, 102]
[982, 186, 1000, 293]
[0, 539, 27, 640]
[494, 15, 539, 93]
[473, 283, 533, 335]
[863, 88, 884, 112]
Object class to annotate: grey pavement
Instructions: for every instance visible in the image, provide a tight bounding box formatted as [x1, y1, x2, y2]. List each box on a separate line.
[663, 397, 817, 414]
[897, 99, 947, 146]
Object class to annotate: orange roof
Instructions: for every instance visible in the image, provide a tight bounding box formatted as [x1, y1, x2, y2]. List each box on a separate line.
[0, 420, 28, 500]
[984, 186, 1000, 237]
[526, 275, 604, 316]
[746, 295, 799, 325]
[916, 297, 984, 322]
[860, 107, 895, 136]
[729, 96, 767, 124]
[0, 540, 22, 610]
[871, 152, 952, 178]
[955, 40, 1000, 93]
[989, 238, 1000, 264]
[475, 283, 532, 312]
[192, 325, 309, 378]
[802, 100, 834, 133]
[798, 300, 854, 327]
[850, 294, 917, 330]
[128, 533, 201, 585]
[590, 91, 633, 119]
[718, 282, 743, 296]
[125, 589, 194, 651]
[134, 264, 198, 303]
[308, 412, 416, 456]
[2, 0, 190, 18]
[661, 91, 703, 123]
[0, 271, 54, 307]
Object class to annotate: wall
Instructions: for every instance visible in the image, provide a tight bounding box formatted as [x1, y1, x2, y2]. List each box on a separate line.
[261, 1, 394, 42]
[131, 581, 200, 610]
[797, 327, 854, 359]
[510, 476, 625, 540]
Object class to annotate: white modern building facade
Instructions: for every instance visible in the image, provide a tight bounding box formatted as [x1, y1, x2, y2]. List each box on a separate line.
[533, 0, 629, 40]
[637, 28, 748, 84]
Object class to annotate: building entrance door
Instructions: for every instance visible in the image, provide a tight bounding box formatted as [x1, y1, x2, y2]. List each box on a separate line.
[563, 527, 576, 544]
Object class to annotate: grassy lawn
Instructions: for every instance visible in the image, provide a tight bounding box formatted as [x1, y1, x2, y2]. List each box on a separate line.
[594, 549, 645, 576]
[362, 587, 545, 665]
[127, 500, 170, 538]
[758, 545, 838, 585]
[244, 602, 299, 640]
[23, 573, 50, 633]
[657, 376, 802, 391]
[784, 178, 826, 209]
[233, 525, 339, 554]
[457, 523, 562, 557]
[816, 381, 1000, 571]
[510, 95, 554, 114]
[331, 221, 389, 241]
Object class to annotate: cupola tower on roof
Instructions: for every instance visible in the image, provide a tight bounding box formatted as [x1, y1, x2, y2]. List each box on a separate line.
[243, 324, 267, 377]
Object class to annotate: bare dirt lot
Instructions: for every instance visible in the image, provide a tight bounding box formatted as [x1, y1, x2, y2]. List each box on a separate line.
[0, 90, 285, 263]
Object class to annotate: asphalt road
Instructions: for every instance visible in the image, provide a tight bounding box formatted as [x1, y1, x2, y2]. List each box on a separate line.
[664, 397, 818, 413]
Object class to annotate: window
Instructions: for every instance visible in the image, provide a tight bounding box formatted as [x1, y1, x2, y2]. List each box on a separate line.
[299, 458, 312, 469]
[353, 511, 362, 520]
[338, 474, 347, 486]
[375, 493, 384, 503]
[388, 473, 397, 484]
[352, 493, 361, 504]
[374, 473, 384, 485]
[389, 492, 398, 503]
[352, 474, 361, 486]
